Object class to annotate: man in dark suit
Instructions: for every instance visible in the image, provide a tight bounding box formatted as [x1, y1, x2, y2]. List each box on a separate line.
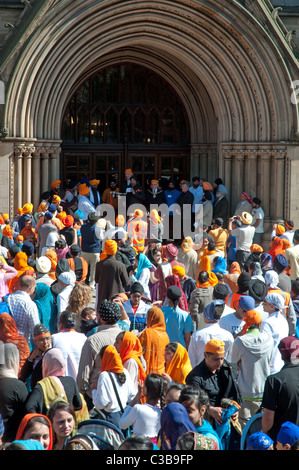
[213, 184, 230, 228]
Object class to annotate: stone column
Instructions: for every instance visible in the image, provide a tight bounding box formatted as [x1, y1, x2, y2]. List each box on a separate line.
[32, 148, 41, 210]
[189, 144, 200, 177]
[231, 151, 245, 212]
[14, 145, 23, 209]
[41, 148, 50, 194]
[23, 144, 35, 204]
[199, 146, 208, 179]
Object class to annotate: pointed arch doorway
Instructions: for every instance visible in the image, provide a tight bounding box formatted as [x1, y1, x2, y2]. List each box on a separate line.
[61, 63, 190, 191]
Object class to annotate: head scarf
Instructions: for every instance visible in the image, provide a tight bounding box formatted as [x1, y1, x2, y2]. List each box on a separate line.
[15, 413, 53, 450]
[203, 300, 225, 323]
[265, 292, 286, 312]
[0, 343, 20, 379]
[149, 209, 161, 225]
[181, 237, 193, 253]
[138, 307, 169, 375]
[2, 225, 13, 239]
[165, 343, 192, 385]
[11, 440, 45, 450]
[8, 252, 34, 292]
[33, 283, 56, 334]
[260, 253, 273, 273]
[42, 348, 66, 378]
[246, 432, 273, 450]
[241, 310, 262, 334]
[160, 403, 197, 450]
[101, 345, 124, 374]
[264, 270, 279, 289]
[98, 299, 121, 324]
[165, 243, 178, 259]
[183, 432, 219, 450]
[135, 253, 152, 280]
[0, 313, 30, 376]
[229, 261, 241, 274]
[119, 331, 146, 382]
[268, 237, 284, 260]
[165, 275, 189, 311]
[281, 238, 291, 254]
[212, 257, 227, 274]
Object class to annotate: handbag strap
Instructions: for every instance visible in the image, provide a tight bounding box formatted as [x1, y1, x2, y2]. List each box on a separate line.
[108, 371, 124, 413]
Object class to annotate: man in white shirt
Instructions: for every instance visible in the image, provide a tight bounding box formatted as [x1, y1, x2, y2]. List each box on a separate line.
[228, 212, 255, 271]
[251, 197, 264, 245]
[7, 275, 40, 345]
[188, 299, 234, 368]
[284, 229, 299, 281]
[51, 311, 87, 380]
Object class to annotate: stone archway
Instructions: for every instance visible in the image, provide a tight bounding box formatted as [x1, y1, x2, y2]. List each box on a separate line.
[0, 0, 298, 231]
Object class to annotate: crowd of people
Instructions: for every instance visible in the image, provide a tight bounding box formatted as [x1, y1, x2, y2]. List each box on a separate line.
[0, 171, 299, 451]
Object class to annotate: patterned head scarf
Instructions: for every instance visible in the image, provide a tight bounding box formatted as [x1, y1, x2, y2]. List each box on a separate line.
[98, 299, 121, 324]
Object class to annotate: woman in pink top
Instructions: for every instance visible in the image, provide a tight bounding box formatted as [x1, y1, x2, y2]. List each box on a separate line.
[0, 257, 18, 300]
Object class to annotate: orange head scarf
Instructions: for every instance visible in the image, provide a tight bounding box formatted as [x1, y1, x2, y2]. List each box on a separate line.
[250, 244, 263, 253]
[149, 209, 161, 225]
[101, 345, 124, 374]
[14, 252, 31, 271]
[199, 253, 211, 273]
[0, 312, 30, 376]
[165, 343, 192, 385]
[281, 238, 291, 254]
[181, 237, 193, 253]
[119, 331, 146, 382]
[2, 225, 13, 239]
[15, 413, 53, 450]
[229, 261, 242, 274]
[45, 249, 58, 280]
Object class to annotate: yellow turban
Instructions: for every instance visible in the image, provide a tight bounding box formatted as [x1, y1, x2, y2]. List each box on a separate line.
[57, 211, 67, 221]
[22, 203, 33, 215]
[78, 183, 90, 196]
[205, 339, 225, 354]
[52, 195, 61, 203]
[172, 265, 186, 277]
[2, 214, 9, 222]
[250, 244, 263, 253]
[50, 180, 61, 189]
[89, 179, 100, 186]
[276, 224, 285, 235]
[17, 207, 23, 214]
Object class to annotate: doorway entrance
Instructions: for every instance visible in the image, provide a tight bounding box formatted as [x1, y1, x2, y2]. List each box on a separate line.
[61, 63, 190, 191]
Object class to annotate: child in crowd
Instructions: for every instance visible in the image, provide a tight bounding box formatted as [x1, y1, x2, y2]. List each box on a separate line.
[80, 307, 97, 337]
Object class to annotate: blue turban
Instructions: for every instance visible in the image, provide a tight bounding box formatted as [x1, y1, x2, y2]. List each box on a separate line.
[203, 300, 225, 322]
[239, 295, 255, 312]
[246, 432, 273, 450]
[277, 421, 299, 446]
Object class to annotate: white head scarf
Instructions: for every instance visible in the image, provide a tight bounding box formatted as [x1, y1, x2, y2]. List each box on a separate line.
[264, 270, 279, 289]
[265, 292, 286, 312]
[0, 343, 19, 378]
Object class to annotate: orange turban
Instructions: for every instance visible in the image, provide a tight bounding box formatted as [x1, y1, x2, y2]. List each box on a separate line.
[57, 211, 67, 222]
[63, 215, 74, 227]
[276, 225, 285, 235]
[22, 203, 33, 215]
[104, 240, 117, 256]
[205, 339, 225, 354]
[116, 215, 125, 227]
[151, 179, 159, 184]
[172, 265, 186, 278]
[78, 183, 90, 196]
[16, 235, 24, 243]
[250, 244, 263, 253]
[241, 310, 262, 334]
[52, 195, 61, 203]
[134, 209, 144, 218]
[89, 179, 100, 186]
[50, 180, 61, 189]
[125, 169, 133, 174]
[101, 345, 124, 374]
[202, 181, 213, 191]
[3, 214, 9, 222]
[17, 207, 23, 214]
